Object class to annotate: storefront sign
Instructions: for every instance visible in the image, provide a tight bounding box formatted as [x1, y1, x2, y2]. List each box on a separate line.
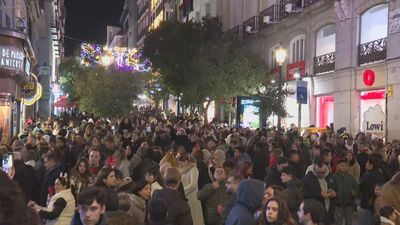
[361, 104, 385, 137]
[286, 60, 305, 81]
[0, 46, 25, 73]
[389, 8, 400, 35]
[22, 73, 42, 106]
[363, 69, 375, 86]
[296, 80, 308, 104]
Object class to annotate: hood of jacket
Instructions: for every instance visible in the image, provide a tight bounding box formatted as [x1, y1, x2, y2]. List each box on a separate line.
[236, 179, 265, 213]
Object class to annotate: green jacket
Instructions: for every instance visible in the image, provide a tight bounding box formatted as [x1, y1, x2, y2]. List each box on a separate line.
[333, 172, 359, 207]
[197, 181, 229, 225]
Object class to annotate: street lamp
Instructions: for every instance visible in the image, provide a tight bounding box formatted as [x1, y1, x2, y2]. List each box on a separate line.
[275, 46, 286, 133]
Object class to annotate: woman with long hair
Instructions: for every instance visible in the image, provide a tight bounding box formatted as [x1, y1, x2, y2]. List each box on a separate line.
[94, 167, 119, 211]
[345, 151, 361, 183]
[70, 158, 94, 199]
[128, 180, 152, 225]
[259, 198, 296, 225]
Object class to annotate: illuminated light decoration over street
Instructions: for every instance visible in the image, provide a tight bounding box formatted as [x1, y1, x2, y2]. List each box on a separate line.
[80, 42, 151, 72]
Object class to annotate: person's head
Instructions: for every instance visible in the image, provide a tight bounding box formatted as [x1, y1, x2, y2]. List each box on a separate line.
[77, 186, 107, 225]
[321, 149, 332, 164]
[345, 151, 356, 165]
[238, 160, 253, 178]
[117, 193, 131, 212]
[88, 147, 101, 167]
[264, 185, 284, 203]
[213, 149, 226, 166]
[281, 166, 295, 184]
[374, 183, 383, 197]
[164, 167, 181, 190]
[264, 198, 293, 224]
[54, 175, 70, 193]
[335, 159, 348, 173]
[94, 167, 116, 188]
[145, 166, 163, 186]
[298, 199, 325, 225]
[105, 210, 134, 225]
[148, 197, 168, 223]
[74, 157, 91, 177]
[234, 146, 245, 158]
[277, 157, 289, 171]
[380, 205, 398, 221]
[313, 157, 328, 178]
[131, 179, 151, 200]
[213, 167, 226, 181]
[226, 175, 242, 194]
[288, 150, 300, 164]
[0, 171, 40, 225]
[55, 136, 66, 148]
[366, 155, 380, 171]
[44, 153, 58, 170]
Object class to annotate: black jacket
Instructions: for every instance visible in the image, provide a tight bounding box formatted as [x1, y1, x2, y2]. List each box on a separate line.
[360, 169, 385, 211]
[196, 161, 212, 190]
[303, 171, 337, 208]
[152, 189, 193, 225]
[40, 165, 62, 206]
[264, 166, 284, 187]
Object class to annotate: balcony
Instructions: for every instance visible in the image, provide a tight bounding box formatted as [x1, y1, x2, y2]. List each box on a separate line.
[228, 25, 243, 40]
[303, 0, 323, 8]
[279, 0, 302, 20]
[138, 0, 150, 18]
[242, 16, 258, 39]
[358, 37, 387, 65]
[314, 52, 335, 74]
[259, 5, 279, 30]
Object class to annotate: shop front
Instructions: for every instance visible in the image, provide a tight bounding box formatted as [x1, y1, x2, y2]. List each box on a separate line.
[0, 33, 33, 141]
[316, 95, 334, 128]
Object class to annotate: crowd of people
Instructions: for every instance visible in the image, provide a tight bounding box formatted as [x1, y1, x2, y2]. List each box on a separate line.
[0, 106, 400, 225]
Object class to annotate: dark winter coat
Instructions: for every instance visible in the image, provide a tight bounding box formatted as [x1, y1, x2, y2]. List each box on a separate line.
[197, 181, 229, 225]
[40, 165, 62, 206]
[360, 169, 385, 211]
[152, 188, 193, 225]
[264, 165, 284, 187]
[283, 178, 303, 214]
[225, 179, 265, 225]
[333, 172, 359, 207]
[196, 161, 212, 190]
[14, 162, 40, 202]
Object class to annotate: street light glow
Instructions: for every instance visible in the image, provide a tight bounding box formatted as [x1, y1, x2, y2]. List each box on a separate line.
[276, 46, 287, 66]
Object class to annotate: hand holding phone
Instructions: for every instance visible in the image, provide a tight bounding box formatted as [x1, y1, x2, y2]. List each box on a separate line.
[2, 154, 13, 174]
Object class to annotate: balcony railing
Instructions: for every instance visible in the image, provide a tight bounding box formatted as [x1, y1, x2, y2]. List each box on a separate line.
[242, 16, 258, 39]
[314, 52, 335, 74]
[228, 25, 243, 40]
[303, 0, 323, 8]
[279, 0, 302, 20]
[259, 5, 279, 30]
[138, 0, 150, 18]
[358, 37, 387, 65]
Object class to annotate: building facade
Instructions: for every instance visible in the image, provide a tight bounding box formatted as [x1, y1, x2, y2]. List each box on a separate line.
[218, 0, 400, 139]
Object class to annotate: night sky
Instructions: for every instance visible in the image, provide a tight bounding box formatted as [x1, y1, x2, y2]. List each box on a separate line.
[64, 0, 125, 56]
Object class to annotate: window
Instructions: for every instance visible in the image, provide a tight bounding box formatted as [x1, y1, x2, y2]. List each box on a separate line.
[290, 35, 305, 63]
[316, 24, 335, 56]
[360, 4, 388, 44]
[205, 3, 211, 16]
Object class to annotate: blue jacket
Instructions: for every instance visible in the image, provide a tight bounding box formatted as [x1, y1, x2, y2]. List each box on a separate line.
[225, 179, 265, 225]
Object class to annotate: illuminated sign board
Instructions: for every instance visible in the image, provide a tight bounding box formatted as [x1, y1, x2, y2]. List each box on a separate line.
[0, 46, 25, 73]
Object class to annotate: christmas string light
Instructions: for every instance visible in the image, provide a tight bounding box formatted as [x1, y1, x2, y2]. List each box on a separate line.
[80, 43, 151, 72]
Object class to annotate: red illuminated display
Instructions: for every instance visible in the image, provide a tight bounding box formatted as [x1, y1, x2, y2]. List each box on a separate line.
[363, 69, 375, 86]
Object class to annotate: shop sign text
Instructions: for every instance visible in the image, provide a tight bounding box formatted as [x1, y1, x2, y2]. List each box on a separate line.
[0, 46, 25, 72]
[362, 104, 385, 137]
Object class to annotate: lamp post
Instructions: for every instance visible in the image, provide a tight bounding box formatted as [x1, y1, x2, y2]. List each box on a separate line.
[294, 70, 301, 130]
[275, 45, 286, 133]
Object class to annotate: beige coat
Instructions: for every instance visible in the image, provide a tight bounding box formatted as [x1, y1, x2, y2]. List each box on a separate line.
[380, 182, 400, 225]
[45, 189, 76, 225]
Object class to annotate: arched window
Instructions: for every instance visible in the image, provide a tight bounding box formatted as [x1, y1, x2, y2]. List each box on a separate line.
[360, 4, 388, 44]
[290, 34, 305, 63]
[316, 24, 335, 56]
